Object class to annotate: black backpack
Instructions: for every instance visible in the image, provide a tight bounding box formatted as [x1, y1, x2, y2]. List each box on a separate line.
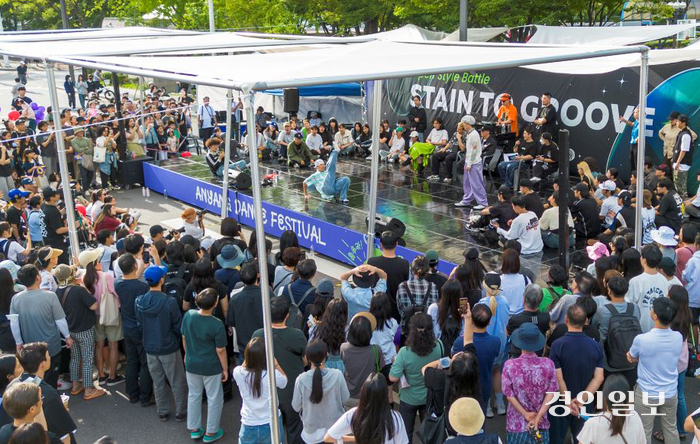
[284, 284, 315, 330]
[400, 281, 432, 334]
[439, 313, 461, 355]
[604, 303, 642, 369]
[163, 264, 188, 311]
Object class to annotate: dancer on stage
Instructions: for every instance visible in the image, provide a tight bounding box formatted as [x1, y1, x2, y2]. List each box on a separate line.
[455, 116, 488, 210]
[205, 137, 246, 178]
[303, 148, 350, 204]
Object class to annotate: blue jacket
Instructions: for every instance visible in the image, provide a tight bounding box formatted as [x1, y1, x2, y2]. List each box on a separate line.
[281, 279, 316, 315]
[135, 290, 182, 355]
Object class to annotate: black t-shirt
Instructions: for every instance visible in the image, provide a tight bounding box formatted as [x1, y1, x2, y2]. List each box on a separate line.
[40, 204, 64, 245]
[0, 424, 62, 444]
[658, 191, 683, 232]
[489, 201, 517, 226]
[425, 271, 448, 295]
[506, 310, 550, 357]
[537, 105, 558, 136]
[547, 323, 600, 347]
[523, 192, 545, 218]
[540, 142, 559, 170]
[115, 278, 150, 338]
[209, 237, 247, 267]
[571, 197, 602, 238]
[0, 146, 13, 177]
[5, 206, 25, 242]
[56, 285, 96, 333]
[184, 281, 228, 321]
[518, 139, 540, 158]
[165, 262, 194, 286]
[367, 255, 409, 299]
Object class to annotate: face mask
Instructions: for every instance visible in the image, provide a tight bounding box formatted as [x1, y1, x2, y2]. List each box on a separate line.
[539, 139, 545, 145]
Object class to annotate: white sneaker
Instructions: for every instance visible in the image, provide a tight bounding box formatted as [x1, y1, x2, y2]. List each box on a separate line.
[473, 204, 486, 210]
[486, 405, 494, 418]
[366, 155, 372, 160]
[388, 158, 395, 163]
[497, 403, 507, 415]
[530, 176, 541, 183]
[443, 177, 451, 183]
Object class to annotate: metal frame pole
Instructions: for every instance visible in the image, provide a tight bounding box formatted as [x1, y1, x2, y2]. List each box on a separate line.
[45, 62, 80, 260]
[366, 80, 383, 261]
[207, 0, 216, 33]
[459, 0, 469, 41]
[634, 49, 649, 251]
[557, 129, 570, 270]
[244, 91, 280, 444]
[138, 77, 145, 150]
[221, 89, 233, 218]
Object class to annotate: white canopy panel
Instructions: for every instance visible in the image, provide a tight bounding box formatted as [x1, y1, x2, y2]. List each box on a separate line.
[0, 27, 198, 43]
[528, 24, 698, 46]
[369, 24, 447, 41]
[442, 27, 509, 42]
[46, 40, 645, 90]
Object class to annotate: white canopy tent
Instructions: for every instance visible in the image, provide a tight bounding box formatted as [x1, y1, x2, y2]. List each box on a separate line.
[0, 27, 199, 43]
[2, 35, 654, 444]
[442, 27, 510, 42]
[527, 23, 698, 46]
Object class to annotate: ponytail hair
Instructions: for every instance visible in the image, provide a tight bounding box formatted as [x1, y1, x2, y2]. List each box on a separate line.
[306, 340, 328, 404]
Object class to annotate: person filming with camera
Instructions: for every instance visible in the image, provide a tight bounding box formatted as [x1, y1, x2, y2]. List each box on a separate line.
[181, 208, 205, 240]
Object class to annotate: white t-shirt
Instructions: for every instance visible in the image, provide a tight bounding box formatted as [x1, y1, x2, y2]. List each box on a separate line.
[600, 195, 621, 227]
[577, 411, 646, 444]
[39, 270, 58, 293]
[198, 104, 215, 128]
[183, 219, 205, 240]
[327, 408, 408, 444]
[679, 133, 692, 172]
[539, 206, 574, 231]
[426, 128, 448, 146]
[334, 131, 353, 148]
[389, 136, 406, 155]
[625, 272, 669, 333]
[628, 327, 683, 398]
[497, 211, 544, 255]
[90, 201, 104, 222]
[306, 133, 323, 151]
[641, 208, 656, 244]
[0, 238, 25, 264]
[232, 367, 287, 426]
[464, 129, 482, 166]
[371, 318, 399, 364]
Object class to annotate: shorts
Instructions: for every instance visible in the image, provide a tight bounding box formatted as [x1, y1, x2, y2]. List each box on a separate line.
[94, 318, 124, 343]
[691, 308, 700, 325]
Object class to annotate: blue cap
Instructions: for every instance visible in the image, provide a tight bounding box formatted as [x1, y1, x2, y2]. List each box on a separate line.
[8, 189, 30, 202]
[144, 265, 167, 285]
[20, 178, 33, 186]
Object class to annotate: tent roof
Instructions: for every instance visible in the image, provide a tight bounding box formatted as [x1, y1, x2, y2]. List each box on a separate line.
[368, 24, 447, 41]
[0, 27, 198, 43]
[442, 27, 510, 42]
[263, 83, 361, 97]
[32, 40, 646, 90]
[527, 24, 698, 46]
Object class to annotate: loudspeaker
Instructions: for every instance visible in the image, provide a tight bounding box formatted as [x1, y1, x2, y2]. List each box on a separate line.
[385, 217, 406, 239]
[118, 156, 153, 188]
[283, 88, 300, 113]
[366, 215, 406, 239]
[228, 171, 251, 190]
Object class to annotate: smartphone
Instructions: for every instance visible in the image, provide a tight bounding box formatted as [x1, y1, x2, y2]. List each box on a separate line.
[693, 412, 700, 429]
[459, 297, 469, 314]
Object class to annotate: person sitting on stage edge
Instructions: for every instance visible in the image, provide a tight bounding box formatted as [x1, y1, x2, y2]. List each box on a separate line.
[205, 138, 245, 179]
[288, 133, 316, 168]
[465, 185, 516, 242]
[303, 148, 350, 205]
[684, 171, 700, 221]
[427, 122, 466, 183]
[492, 196, 544, 255]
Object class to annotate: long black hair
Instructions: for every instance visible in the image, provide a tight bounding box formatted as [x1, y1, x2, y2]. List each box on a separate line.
[602, 374, 631, 437]
[191, 258, 216, 293]
[83, 260, 99, 294]
[446, 352, 480, 407]
[406, 313, 437, 357]
[621, 248, 643, 281]
[0, 269, 15, 315]
[369, 292, 393, 332]
[306, 340, 328, 404]
[351, 374, 396, 444]
[0, 354, 18, 395]
[314, 298, 348, 354]
[243, 337, 267, 398]
[669, 285, 692, 341]
[437, 280, 462, 332]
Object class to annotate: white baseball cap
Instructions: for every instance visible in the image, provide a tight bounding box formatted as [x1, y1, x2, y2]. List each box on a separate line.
[410, 131, 419, 138]
[314, 159, 325, 168]
[599, 180, 617, 191]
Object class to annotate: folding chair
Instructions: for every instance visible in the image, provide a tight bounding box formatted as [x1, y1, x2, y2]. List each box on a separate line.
[484, 146, 503, 192]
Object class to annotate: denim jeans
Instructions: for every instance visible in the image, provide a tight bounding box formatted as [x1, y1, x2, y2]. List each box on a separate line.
[677, 372, 687, 435]
[238, 416, 284, 444]
[124, 334, 153, 403]
[186, 372, 224, 434]
[497, 160, 519, 187]
[321, 149, 350, 200]
[541, 231, 575, 249]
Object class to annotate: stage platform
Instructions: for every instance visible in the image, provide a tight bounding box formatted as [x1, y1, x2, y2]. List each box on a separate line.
[144, 154, 592, 278]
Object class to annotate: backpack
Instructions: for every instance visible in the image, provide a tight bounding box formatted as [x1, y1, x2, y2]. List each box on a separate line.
[400, 281, 432, 334]
[285, 284, 315, 330]
[440, 313, 461, 354]
[0, 238, 16, 260]
[604, 303, 642, 369]
[162, 264, 188, 311]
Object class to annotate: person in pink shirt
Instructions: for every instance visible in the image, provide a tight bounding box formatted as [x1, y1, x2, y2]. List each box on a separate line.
[676, 224, 697, 282]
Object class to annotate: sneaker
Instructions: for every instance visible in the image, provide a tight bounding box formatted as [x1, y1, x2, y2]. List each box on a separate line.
[98, 376, 107, 385]
[530, 176, 541, 183]
[388, 158, 395, 163]
[176, 413, 187, 423]
[105, 375, 125, 386]
[340, 199, 350, 205]
[427, 175, 439, 181]
[57, 380, 71, 391]
[486, 405, 494, 418]
[472, 204, 486, 211]
[454, 202, 471, 208]
[159, 414, 170, 422]
[443, 177, 451, 183]
[203, 429, 224, 443]
[190, 428, 205, 440]
[141, 399, 155, 408]
[366, 155, 372, 160]
[464, 223, 483, 233]
[497, 403, 507, 415]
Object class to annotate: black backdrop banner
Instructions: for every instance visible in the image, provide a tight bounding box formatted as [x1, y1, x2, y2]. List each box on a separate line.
[378, 61, 699, 179]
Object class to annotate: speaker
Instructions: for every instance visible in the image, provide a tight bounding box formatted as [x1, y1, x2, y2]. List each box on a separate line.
[385, 217, 406, 239]
[118, 156, 152, 188]
[366, 215, 406, 239]
[228, 171, 251, 190]
[283, 88, 300, 113]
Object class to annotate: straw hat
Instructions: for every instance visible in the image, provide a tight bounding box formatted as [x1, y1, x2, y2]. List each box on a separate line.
[449, 397, 485, 436]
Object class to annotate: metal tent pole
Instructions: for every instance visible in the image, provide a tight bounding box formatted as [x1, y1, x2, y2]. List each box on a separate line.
[138, 77, 145, 151]
[45, 62, 80, 260]
[221, 90, 233, 218]
[244, 91, 280, 444]
[634, 49, 649, 251]
[207, 0, 216, 33]
[366, 80, 383, 261]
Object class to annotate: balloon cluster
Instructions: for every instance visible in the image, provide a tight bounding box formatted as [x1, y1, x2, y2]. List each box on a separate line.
[8, 102, 46, 122]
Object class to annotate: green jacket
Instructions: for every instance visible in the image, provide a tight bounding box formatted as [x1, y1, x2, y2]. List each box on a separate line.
[287, 140, 316, 165]
[71, 137, 93, 156]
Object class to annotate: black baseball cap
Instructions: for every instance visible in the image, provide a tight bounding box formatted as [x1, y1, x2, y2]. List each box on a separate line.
[520, 178, 534, 189]
[149, 225, 165, 238]
[42, 187, 61, 200]
[678, 114, 689, 124]
[573, 182, 590, 195]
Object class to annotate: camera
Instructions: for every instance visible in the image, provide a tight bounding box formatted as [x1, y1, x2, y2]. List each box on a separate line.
[164, 227, 185, 241]
[196, 209, 207, 218]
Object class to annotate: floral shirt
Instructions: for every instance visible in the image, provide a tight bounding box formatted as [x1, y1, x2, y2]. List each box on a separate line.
[502, 353, 558, 433]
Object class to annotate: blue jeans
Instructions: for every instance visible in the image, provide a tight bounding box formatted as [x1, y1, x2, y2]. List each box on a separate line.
[677, 372, 687, 435]
[238, 417, 284, 444]
[497, 160, 519, 187]
[186, 372, 224, 435]
[216, 161, 246, 177]
[321, 150, 350, 200]
[542, 231, 575, 249]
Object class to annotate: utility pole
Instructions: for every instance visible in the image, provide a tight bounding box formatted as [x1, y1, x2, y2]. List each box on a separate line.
[207, 0, 215, 32]
[459, 0, 468, 41]
[58, 0, 75, 80]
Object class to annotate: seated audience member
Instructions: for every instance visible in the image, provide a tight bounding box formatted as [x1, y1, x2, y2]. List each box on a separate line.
[409, 118, 448, 175]
[427, 122, 466, 182]
[464, 185, 516, 234]
[519, 179, 544, 218]
[305, 125, 325, 158]
[334, 124, 354, 156]
[596, 190, 635, 246]
[682, 233, 700, 312]
[643, 158, 658, 192]
[480, 125, 498, 159]
[683, 171, 700, 220]
[655, 178, 683, 233]
[492, 196, 544, 255]
[571, 183, 602, 241]
[598, 180, 620, 229]
[530, 132, 558, 184]
[498, 128, 539, 188]
[380, 127, 407, 163]
[605, 167, 625, 190]
[539, 191, 575, 249]
[0, 382, 62, 444]
[288, 133, 316, 168]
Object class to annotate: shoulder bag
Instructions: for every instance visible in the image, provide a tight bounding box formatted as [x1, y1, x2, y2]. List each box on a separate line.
[99, 274, 120, 327]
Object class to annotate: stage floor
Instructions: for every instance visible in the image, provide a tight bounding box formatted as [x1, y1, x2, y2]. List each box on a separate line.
[156, 154, 592, 277]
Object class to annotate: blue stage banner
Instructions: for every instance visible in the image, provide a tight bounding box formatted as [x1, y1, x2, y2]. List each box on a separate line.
[144, 163, 456, 275]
